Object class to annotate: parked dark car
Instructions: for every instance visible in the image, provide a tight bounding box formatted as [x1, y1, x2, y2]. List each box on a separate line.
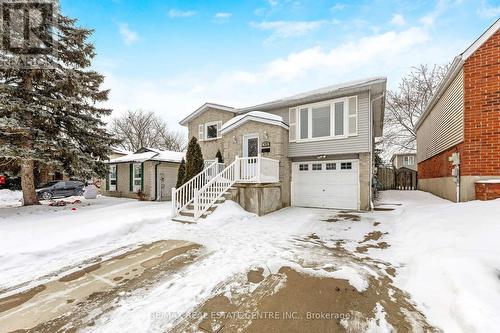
[36, 180, 85, 200]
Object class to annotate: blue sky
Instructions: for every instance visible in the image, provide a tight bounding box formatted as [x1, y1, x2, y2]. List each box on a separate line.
[60, 0, 500, 131]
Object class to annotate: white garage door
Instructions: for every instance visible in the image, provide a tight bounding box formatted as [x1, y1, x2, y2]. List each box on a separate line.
[292, 160, 359, 210]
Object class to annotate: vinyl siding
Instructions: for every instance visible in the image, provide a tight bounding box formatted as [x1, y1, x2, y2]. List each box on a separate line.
[266, 91, 370, 157]
[417, 69, 464, 163]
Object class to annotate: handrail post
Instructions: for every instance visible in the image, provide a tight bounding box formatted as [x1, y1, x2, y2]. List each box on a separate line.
[171, 187, 176, 217]
[235, 155, 240, 181]
[194, 189, 199, 220]
[257, 155, 261, 183]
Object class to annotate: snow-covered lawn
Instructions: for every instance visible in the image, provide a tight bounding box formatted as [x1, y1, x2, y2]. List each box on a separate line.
[1, 189, 499, 332]
[373, 191, 500, 333]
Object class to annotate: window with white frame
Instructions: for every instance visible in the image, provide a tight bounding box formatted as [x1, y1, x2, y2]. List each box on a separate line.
[341, 162, 352, 170]
[198, 121, 222, 141]
[403, 156, 414, 166]
[326, 162, 336, 170]
[133, 163, 142, 192]
[312, 163, 322, 170]
[290, 96, 358, 142]
[109, 165, 117, 191]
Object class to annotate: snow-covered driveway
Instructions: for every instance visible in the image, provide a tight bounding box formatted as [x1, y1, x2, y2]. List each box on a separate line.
[1, 190, 499, 332]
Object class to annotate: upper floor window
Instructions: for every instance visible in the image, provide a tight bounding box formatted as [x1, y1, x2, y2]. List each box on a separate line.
[199, 121, 222, 141]
[403, 156, 414, 166]
[290, 96, 358, 143]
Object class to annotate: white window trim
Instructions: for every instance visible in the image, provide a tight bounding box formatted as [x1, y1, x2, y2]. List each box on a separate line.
[295, 95, 358, 143]
[403, 156, 414, 166]
[347, 96, 358, 136]
[133, 163, 142, 192]
[109, 165, 117, 191]
[289, 107, 297, 142]
[204, 121, 222, 141]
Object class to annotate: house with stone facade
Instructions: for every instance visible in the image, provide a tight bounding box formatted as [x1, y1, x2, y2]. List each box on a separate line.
[102, 147, 184, 201]
[174, 77, 386, 221]
[416, 19, 500, 202]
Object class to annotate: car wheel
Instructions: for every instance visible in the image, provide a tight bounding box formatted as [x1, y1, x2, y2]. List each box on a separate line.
[41, 192, 53, 200]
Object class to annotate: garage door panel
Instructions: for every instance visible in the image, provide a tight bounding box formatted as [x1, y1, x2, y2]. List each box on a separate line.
[292, 160, 359, 210]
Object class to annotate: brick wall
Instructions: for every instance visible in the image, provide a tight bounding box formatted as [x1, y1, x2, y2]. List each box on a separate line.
[418, 144, 460, 179]
[462, 29, 500, 176]
[475, 182, 500, 200]
[419, 29, 499, 179]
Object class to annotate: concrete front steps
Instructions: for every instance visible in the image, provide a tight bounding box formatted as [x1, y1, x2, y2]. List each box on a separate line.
[172, 192, 231, 224]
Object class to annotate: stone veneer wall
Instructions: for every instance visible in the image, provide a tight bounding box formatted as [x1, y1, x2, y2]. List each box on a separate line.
[187, 108, 236, 161]
[222, 120, 291, 208]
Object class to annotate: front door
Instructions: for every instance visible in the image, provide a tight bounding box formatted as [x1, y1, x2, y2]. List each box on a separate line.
[242, 134, 259, 180]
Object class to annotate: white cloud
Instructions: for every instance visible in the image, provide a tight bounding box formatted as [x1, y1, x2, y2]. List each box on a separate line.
[390, 14, 406, 26]
[118, 23, 138, 46]
[419, 0, 449, 27]
[477, 1, 500, 18]
[331, 3, 346, 12]
[251, 20, 326, 40]
[213, 12, 232, 22]
[267, 0, 279, 6]
[168, 9, 197, 18]
[103, 24, 459, 133]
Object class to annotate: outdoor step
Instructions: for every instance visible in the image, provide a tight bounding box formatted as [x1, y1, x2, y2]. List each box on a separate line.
[179, 209, 213, 218]
[186, 198, 225, 210]
[171, 215, 196, 224]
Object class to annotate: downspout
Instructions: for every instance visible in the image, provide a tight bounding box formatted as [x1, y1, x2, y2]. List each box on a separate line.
[369, 92, 386, 210]
[154, 162, 161, 201]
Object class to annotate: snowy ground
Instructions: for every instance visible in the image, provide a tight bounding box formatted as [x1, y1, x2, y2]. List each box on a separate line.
[0, 189, 499, 332]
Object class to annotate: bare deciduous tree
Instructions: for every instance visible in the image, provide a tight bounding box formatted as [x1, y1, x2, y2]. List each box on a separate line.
[381, 64, 449, 158]
[110, 110, 186, 152]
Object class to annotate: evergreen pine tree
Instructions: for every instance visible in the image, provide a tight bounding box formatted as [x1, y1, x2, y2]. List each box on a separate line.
[215, 149, 224, 163]
[184, 137, 204, 183]
[176, 158, 186, 188]
[0, 14, 118, 205]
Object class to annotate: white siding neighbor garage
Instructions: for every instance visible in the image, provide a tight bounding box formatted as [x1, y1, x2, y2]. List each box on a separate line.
[291, 160, 359, 210]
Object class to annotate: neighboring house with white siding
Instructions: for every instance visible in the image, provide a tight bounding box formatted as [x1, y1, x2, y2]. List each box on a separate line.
[391, 152, 417, 171]
[178, 77, 386, 214]
[415, 19, 500, 202]
[102, 147, 185, 201]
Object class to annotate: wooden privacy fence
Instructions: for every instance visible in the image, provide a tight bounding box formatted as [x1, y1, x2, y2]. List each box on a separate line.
[377, 167, 417, 190]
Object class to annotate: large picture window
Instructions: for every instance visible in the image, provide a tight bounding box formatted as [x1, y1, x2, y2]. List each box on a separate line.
[312, 105, 331, 138]
[293, 95, 357, 142]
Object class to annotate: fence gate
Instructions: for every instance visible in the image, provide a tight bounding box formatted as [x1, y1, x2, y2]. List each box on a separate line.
[377, 167, 417, 190]
[395, 168, 418, 190]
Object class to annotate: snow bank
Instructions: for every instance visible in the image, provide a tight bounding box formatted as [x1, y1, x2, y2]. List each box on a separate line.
[373, 190, 500, 333]
[0, 189, 22, 207]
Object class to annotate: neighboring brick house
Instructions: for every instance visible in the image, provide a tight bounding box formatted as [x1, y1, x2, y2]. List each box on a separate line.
[102, 147, 185, 201]
[177, 77, 386, 218]
[415, 19, 500, 201]
[390, 152, 417, 171]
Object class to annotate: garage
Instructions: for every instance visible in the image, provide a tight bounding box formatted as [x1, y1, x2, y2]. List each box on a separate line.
[291, 160, 359, 210]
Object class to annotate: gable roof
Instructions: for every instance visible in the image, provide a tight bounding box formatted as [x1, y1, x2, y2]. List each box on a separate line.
[415, 19, 500, 130]
[237, 77, 386, 113]
[179, 77, 387, 137]
[220, 111, 288, 135]
[179, 103, 235, 126]
[108, 147, 185, 164]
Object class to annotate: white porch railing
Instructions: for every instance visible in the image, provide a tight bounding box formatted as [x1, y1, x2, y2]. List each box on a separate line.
[172, 156, 280, 220]
[171, 160, 220, 216]
[204, 160, 225, 179]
